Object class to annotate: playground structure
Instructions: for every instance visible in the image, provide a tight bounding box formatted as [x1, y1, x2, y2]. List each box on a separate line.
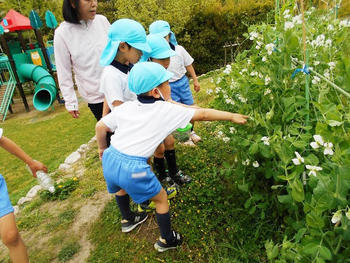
[0, 9, 59, 121]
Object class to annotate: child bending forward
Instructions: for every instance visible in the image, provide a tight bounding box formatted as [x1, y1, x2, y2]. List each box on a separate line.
[96, 62, 248, 252]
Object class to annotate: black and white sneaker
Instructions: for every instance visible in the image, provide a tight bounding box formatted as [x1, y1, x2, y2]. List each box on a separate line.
[154, 231, 183, 252]
[121, 212, 148, 233]
[172, 170, 192, 185]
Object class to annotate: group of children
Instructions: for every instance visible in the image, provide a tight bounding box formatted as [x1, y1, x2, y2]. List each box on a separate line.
[96, 18, 249, 252]
[0, 17, 248, 263]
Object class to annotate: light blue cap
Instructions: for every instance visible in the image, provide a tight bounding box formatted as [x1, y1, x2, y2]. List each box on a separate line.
[149, 20, 178, 46]
[128, 62, 173, 95]
[100, 19, 151, 66]
[140, 34, 177, 62]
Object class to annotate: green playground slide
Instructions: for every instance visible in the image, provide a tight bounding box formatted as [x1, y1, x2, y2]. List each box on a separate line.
[17, 64, 57, 111]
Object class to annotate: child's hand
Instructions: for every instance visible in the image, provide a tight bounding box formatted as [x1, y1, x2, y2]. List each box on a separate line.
[28, 160, 47, 177]
[194, 81, 200, 92]
[231, 114, 249, 125]
[98, 148, 106, 160]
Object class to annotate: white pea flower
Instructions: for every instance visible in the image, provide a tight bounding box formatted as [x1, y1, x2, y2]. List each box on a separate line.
[325, 39, 332, 48]
[216, 77, 222, 84]
[223, 94, 228, 99]
[323, 142, 334, 156]
[310, 135, 324, 149]
[312, 76, 321, 85]
[327, 24, 334, 31]
[225, 98, 235, 105]
[247, 59, 251, 65]
[237, 95, 247, 103]
[229, 127, 236, 134]
[242, 159, 250, 166]
[284, 21, 295, 31]
[292, 14, 302, 25]
[249, 31, 259, 40]
[222, 137, 230, 143]
[215, 87, 222, 94]
[239, 68, 248, 75]
[253, 161, 260, 168]
[292, 152, 304, 165]
[258, 73, 264, 79]
[264, 88, 272, 95]
[223, 65, 232, 74]
[261, 136, 270, 146]
[331, 210, 342, 224]
[262, 56, 267, 62]
[206, 89, 213, 95]
[283, 9, 290, 16]
[339, 19, 350, 28]
[313, 61, 320, 66]
[346, 209, 350, 220]
[265, 43, 275, 55]
[217, 131, 223, 137]
[328, 62, 336, 70]
[265, 76, 271, 85]
[250, 71, 258, 77]
[306, 165, 323, 177]
[324, 69, 330, 78]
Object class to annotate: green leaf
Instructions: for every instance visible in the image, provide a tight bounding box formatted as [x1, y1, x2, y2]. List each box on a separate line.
[326, 120, 343, 127]
[318, 246, 332, 260]
[304, 154, 319, 165]
[294, 228, 307, 243]
[277, 194, 292, 204]
[238, 183, 249, 192]
[249, 143, 259, 155]
[306, 211, 325, 228]
[292, 140, 308, 149]
[291, 178, 304, 202]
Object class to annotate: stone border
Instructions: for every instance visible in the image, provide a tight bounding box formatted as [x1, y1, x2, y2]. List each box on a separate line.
[14, 136, 97, 215]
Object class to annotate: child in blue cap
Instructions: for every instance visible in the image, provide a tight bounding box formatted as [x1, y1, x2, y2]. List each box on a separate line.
[137, 35, 190, 213]
[0, 128, 47, 262]
[99, 19, 176, 226]
[149, 20, 202, 145]
[96, 62, 248, 252]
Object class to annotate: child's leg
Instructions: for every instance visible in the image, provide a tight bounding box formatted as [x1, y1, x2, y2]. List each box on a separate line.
[115, 189, 135, 221]
[0, 213, 29, 263]
[150, 188, 172, 240]
[153, 143, 167, 181]
[164, 135, 191, 185]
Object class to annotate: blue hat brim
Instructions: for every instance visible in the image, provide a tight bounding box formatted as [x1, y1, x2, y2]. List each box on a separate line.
[100, 40, 121, 66]
[152, 49, 177, 59]
[129, 42, 152, 53]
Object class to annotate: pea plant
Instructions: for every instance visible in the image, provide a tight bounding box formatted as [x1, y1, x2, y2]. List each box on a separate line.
[209, 2, 350, 261]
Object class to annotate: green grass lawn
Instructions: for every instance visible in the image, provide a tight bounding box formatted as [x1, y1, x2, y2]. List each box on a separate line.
[0, 102, 96, 204]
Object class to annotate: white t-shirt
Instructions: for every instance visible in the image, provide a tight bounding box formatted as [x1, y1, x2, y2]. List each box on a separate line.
[0, 128, 3, 139]
[168, 45, 194, 82]
[99, 65, 137, 110]
[102, 100, 195, 157]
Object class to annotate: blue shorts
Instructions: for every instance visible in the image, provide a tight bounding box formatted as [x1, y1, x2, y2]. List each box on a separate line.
[170, 75, 194, 105]
[0, 174, 14, 218]
[102, 146, 162, 204]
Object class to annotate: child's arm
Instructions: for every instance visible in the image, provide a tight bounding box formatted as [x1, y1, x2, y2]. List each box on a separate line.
[192, 108, 249, 125]
[0, 136, 47, 177]
[102, 98, 111, 117]
[186, 64, 200, 92]
[96, 120, 112, 159]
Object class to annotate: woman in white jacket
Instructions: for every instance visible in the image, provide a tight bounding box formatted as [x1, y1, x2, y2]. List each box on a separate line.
[54, 0, 110, 120]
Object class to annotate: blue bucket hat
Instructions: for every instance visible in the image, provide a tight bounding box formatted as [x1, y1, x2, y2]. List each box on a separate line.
[140, 34, 177, 62]
[128, 62, 173, 95]
[100, 19, 151, 66]
[149, 20, 178, 46]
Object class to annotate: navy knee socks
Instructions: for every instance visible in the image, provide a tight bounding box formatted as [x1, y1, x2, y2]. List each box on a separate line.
[115, 195, 134, 221]
[156, 212, 173, 242]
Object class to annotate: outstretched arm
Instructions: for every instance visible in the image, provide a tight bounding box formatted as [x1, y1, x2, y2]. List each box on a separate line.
[0, 136, 47, 177]
[186, 64, 200, 92]
[96, 121, 112, 159]
[192, 108, 249, 125]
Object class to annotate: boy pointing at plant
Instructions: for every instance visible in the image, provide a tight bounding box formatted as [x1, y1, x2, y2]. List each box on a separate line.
[96, 62, 248, 251]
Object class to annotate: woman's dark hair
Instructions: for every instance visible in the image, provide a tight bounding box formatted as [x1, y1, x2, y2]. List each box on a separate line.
[62, 0, 81, 24]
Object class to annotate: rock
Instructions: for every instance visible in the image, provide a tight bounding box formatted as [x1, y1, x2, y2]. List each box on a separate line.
[78, 144, 88, 153]
[18, 197, 31, 205]
[13, 205, 19, 215]
[65, 151, 81, 165]
[59, 163, 71, 171]
[26, 185, 42, 198]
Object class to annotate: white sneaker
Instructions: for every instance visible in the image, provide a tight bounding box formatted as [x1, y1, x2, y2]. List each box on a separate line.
[182, 139, 196, 146]
[190, 131, 201, 143]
